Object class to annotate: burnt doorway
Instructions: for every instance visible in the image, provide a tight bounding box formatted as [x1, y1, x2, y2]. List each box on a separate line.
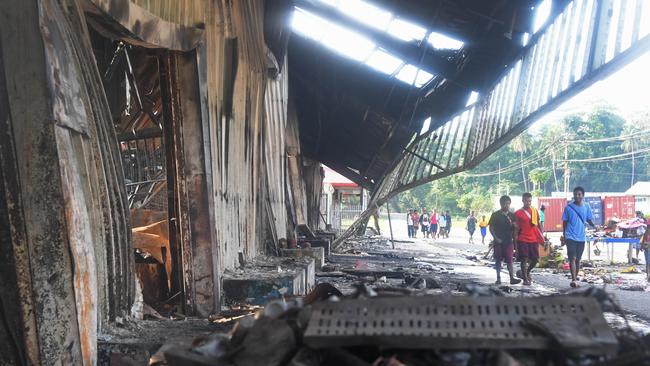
[88, 28, 185, 314]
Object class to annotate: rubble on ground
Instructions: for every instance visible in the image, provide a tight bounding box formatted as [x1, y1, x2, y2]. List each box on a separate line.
[157, 282, 650, 366]
[152, 236, 650, 366]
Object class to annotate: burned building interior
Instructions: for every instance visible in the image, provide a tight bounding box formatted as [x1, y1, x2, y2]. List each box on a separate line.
[1, 0, 650, 365]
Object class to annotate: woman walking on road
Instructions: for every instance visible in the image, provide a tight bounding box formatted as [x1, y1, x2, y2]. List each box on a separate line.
[438, 213, 447, 238]
[478, 215, 489, 244]
[430, 209, 438, 240]
[411, 210, 420, 238]
[467, 211, 477, 244]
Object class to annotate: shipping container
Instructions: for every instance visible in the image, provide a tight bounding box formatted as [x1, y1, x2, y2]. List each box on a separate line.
[583, 196, 604, 226]
[538, 197, 567, 232]
[603, 196, 636, 223]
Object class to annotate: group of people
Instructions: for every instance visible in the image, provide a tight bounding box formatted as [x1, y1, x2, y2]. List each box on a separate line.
[466, 207, 545, 246]
[406, 209, 452, 239]
[465, 211, 490, 245]
[487, 187, 594, 287]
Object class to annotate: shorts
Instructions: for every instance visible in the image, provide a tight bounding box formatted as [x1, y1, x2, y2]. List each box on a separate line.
[421, 225, 429, 233]
[494, 243, 514, 265]
[480, 227, 487, 237]
[430, 224, 438, 233]
[566, 239, 585, 261]
[517, 242, 539, 261]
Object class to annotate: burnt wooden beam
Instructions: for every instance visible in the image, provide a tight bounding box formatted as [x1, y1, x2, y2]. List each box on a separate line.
[117, 127, 163, 141]
[322, 159, 375, 191]
[294, 0, 459, 80]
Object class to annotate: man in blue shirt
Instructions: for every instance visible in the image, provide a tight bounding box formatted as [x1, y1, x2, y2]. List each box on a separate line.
[562, 186, 596, 288]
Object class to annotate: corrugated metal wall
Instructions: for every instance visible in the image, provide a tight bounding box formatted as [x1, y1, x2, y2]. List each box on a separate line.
[264, 60, 290, 241]
[203, 0, 267, 270]
[135, 0, 294, 269]
[131, 0, 207, 26]
[91, 0, 317, 279]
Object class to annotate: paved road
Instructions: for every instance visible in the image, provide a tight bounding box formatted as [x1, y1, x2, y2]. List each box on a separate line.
[349, 215, 650, 330]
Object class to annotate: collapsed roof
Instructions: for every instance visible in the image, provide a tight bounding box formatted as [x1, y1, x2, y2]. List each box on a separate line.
[289, 0, 564, 190]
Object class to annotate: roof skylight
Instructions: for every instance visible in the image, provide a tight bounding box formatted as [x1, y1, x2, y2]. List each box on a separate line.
[396, 64, 433, 87]
[387, 18, 427, 42]
[321, 22, 376, 61]
[420, 117, 432, 135]
[466, 91, 479, 106]
[428, 32, 464, 50]
[339, 0, 393, 30]
[291, 7, 443, 89]
[316, 0, 339, 6]
[366, 49, 403, 75]
[292, 9, 329, 41]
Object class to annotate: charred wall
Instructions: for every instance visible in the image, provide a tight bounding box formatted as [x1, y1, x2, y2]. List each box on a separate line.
[0, 0, 321, 363]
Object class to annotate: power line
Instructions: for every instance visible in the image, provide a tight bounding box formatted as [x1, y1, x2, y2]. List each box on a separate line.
[556, 147, 650, 163]
[464, 128, 650, 178]
[563, 129, 650, 143]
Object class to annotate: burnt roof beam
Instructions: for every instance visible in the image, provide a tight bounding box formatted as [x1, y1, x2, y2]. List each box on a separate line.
[293, 0, 459, 81]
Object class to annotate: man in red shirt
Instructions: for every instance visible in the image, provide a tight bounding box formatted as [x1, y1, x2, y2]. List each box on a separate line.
[514, 192, 544, 285]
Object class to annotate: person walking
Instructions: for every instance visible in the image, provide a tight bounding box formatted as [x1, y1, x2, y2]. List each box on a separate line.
[489, 196, 521, 285]
[438, 213, 447, 238]
[430, 209, 438, 240]
[633, 211, 646, 261]
[478, 215, 489, 244]
[514, 192, 545, 286]
[466, 211, 477, 244]
[641, 217, 650, 282]
[444, 211, 452, 238]
[420, 208, 430, 238]
[539, 205, 546, 230]
[411, 210, 419, 238]
[561, 186, 596, 288]
[406, 209, 414, 238]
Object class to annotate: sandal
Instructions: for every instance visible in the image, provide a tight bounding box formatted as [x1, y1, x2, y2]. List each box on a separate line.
[510, 278, 522, 285]
[570, 281, 578, 288]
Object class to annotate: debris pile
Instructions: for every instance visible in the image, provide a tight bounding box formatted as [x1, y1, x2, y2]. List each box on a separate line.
[156, 282, 650, 366]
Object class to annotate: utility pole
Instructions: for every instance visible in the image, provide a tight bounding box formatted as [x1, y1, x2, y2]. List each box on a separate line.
[498, 161, 502, 196]
[563, 142, 570, 195]
[631, 139, 635, 188]
[551, 149, 560, 193]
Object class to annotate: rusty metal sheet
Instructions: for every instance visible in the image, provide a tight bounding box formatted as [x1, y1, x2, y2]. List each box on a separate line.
[84, 0, 204, 51]
[304, 295, 618, 355]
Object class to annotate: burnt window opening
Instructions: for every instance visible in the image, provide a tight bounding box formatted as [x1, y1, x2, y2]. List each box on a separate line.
[88, 27, 183, 315]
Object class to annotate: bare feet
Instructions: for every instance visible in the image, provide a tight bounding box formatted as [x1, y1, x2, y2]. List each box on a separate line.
[510, 278, 522, 285]
[495, 279, 502, 285]
[570, 281, 578, 288]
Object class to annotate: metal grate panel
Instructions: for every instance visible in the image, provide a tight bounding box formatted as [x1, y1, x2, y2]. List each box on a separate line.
[304, 295, 617, 354]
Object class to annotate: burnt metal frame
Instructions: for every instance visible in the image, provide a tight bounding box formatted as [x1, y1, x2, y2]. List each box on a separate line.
[304, 295, 618, 355]
[334, 0, 650, 249]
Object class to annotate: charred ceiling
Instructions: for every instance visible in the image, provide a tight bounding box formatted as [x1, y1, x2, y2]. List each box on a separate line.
[289, 0, 569, 189]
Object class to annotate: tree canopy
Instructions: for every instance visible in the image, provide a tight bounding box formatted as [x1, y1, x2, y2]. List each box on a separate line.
[390, 106, 650, 217]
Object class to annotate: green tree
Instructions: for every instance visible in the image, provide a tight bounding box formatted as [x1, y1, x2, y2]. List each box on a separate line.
[529, 167, 551, 194]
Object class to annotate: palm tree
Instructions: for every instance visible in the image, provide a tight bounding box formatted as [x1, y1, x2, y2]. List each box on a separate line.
[511, 133, 531, 192]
